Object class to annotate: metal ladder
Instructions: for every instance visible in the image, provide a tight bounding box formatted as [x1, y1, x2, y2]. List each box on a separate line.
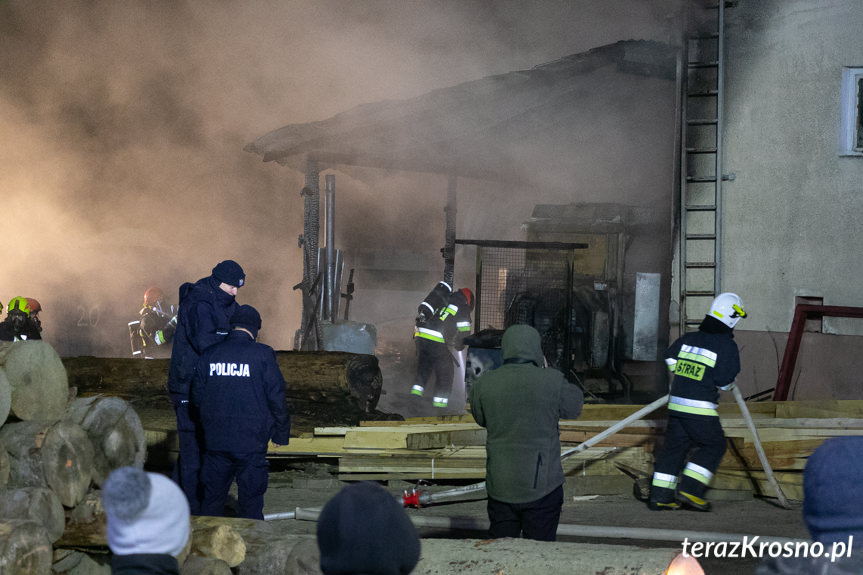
[679, 1, 728, 332]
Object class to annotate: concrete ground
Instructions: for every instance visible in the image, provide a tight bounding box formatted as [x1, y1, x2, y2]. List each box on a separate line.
[257, 463, 809, 575]
[250, 358, 811, 575]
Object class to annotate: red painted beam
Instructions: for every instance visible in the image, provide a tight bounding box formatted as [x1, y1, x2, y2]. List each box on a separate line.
[773, 305, 863, 400]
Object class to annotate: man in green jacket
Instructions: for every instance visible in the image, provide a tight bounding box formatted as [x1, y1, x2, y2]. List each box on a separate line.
[469, 324, 584, 541]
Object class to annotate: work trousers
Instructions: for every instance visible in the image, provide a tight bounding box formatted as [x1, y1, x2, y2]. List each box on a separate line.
[200, 450, 269, 520]
[414, 338, 454, 400]
[487, 484, 564, 542]
[172, 402, 203, 515]
[651, 414, 727, 501]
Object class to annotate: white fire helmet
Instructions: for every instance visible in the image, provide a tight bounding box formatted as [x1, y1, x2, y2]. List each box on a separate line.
[708, 292, 747, 328]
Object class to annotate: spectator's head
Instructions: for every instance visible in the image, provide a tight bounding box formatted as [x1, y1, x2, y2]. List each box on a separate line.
[501, 324, 544, 367]
[212, 260, 245, 295]
[103, 467, 190, 557]
[317, 481, 421, 575]
[231, 304, 262, 339]
[803, 437, 863, 546]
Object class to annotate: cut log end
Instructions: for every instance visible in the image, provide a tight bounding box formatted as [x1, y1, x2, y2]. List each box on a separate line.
[0, 519, 53, 575]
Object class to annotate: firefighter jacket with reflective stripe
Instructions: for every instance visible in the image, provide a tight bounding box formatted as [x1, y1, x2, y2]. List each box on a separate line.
[140, 305, 177, 348]
[664, 316, 740, 417]
[414, 290, 472, 347]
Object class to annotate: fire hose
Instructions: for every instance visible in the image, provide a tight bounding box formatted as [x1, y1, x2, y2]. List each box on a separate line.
[399, 393, 672, 507]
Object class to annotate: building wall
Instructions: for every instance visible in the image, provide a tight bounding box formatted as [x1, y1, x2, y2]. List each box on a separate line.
[723, 0, 863, 331]
[714, 0, 863, 399]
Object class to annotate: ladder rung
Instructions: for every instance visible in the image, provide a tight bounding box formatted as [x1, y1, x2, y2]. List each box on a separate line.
[683, 291, 716, 297]
[690, 33, 720, 40]
[687, 119, 718, 126]
[686, 176, 717, 183]
[686, 234, 716, 240]
[685, 262, 716, 269]
[687, 90, 719, 98]
[688, 61, 719, 69]
[685, 204, 717, 212]
[686, 147, 717, 154]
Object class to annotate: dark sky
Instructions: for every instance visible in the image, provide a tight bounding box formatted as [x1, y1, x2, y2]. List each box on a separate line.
[0, 0, 680, 355]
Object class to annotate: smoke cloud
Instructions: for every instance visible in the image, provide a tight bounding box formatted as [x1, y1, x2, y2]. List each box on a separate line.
[0, 0, 680, 357]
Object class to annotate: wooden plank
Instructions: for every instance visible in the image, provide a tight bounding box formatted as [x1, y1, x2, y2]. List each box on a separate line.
[721, 438, 824, 471]
[360, 414, 477, 426]
[340, 425, 485, 450]
[268, 436, 349, 455]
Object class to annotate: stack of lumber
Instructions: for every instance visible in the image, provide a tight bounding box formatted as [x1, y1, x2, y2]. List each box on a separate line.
[269, 400, 863, 499]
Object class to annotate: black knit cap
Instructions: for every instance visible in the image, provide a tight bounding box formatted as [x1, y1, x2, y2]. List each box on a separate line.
[230, 305, 261, 337]
[317, 482, 420, 575]
[803, 437, 863, 546]
[212, 260, 245, 288]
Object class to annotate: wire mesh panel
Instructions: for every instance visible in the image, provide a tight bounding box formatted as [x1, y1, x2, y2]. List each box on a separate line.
[471, 242, 586, 374]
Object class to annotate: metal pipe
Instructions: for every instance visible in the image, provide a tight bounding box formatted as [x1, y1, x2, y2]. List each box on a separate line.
[325, 174, 336, 322]
[407, 394, 672, 506]
[284, 505, 803, 545]
[263, 510, 296, 521]
[443, 174, 457, 285]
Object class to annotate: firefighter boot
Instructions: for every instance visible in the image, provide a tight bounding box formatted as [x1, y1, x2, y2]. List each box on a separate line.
[676, 491, 712, 512]
[647, 499, 680, 511]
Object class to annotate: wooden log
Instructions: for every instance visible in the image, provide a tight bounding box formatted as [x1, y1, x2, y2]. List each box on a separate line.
[42, 420, 96, 507]
[51, 550, 110, 574]
[0, 487, 65, 543]
[64, 396, 147, 487]
[0, 420, 95, 508]
[0, 367, 11, 428]
[181, 555, 232, 575]
[0, 438, 9, 487]
[62, 351, 383, 425]
[1, 420, 55, 488]
[190, 524, 247, 567]
[3, 341, 69, 421]
[0, 519, 53, 575]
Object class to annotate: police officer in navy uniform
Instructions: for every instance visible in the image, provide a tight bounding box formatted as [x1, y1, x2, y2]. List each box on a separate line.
[648, 292, 747, 512]
[168, 259, 245, 513]
[192, 304, 291, 520]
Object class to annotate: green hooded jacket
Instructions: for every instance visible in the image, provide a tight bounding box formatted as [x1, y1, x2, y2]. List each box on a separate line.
[469, 324, 584, 503]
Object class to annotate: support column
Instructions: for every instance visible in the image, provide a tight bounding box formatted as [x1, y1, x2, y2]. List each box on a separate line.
[443, 174, 457, 285]
[299, 158, 321, 350]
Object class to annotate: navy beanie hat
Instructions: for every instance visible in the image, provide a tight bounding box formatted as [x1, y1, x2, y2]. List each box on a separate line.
[803, 436, 863, 546]
[317, 482, 421, 575]
[212, 260, 245, 287]
[230, 305, 262, 337]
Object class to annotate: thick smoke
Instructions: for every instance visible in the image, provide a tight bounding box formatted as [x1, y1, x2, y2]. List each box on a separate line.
[0, 0, 680, 357]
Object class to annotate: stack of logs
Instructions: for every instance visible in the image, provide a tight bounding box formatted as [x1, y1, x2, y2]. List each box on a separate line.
[0, 341, 250, 575]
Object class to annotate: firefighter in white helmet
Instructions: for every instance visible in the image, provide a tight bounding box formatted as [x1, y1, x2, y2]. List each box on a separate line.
[648, 292, 747, 512]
